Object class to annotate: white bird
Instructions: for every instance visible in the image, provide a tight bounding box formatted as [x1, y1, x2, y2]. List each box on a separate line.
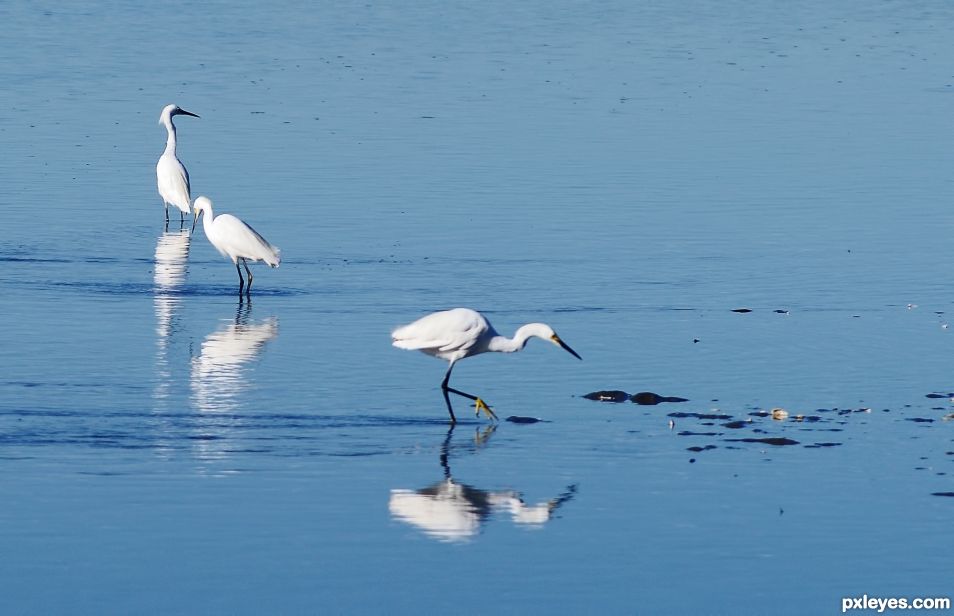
[192, 196, 281, 296]
[157, 103, 199, 226]
[392, 307, 581, 423]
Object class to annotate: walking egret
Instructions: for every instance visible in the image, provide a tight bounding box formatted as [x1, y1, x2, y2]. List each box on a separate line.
[391, 308, 582, 423]
[192, 196, 281, 296]
[157, 103, 199, 226]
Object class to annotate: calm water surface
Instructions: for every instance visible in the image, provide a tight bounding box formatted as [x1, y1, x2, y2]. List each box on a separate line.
[1, 1, 953, 613]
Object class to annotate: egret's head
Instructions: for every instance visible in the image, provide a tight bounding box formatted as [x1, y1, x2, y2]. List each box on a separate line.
[159, 104, 200, 124]
[520, 323, 582, 359]
[193, 196, 212, 215]
[192, 196, 212, 232]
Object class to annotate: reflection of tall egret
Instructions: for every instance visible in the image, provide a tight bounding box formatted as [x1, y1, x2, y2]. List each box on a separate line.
[153, 229, 190, 402]
[191, 302, 279, 412]
[389, 427, 577, 542]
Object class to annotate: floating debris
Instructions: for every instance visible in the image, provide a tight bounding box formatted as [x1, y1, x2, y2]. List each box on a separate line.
[583, 390, 689, 405]
[774, 309, 789, 314]
[631, 392, 689, 405]
[668, 412, 733, 420]
[726, 437, 800, 446]
[732, 308, 752, 313]
[723, 420, 750, 429]
[771, 408, 789, 421]
[583, 390, 629, 402]
[668, 419, 675, 430]
[505, 416, 543, 424]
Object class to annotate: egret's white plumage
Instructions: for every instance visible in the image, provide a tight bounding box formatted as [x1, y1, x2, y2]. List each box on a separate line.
[192, 196, 281, 295]
[392, 308, 581, 422]
[156, 103, 199, 224]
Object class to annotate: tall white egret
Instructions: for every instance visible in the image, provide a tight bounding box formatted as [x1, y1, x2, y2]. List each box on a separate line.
[192, 196, 281, 296]
[157, 103, 199, 225]
[391, 307, 582, 423]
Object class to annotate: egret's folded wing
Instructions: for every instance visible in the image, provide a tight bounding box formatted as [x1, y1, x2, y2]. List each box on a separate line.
[392, 309, 488, 353]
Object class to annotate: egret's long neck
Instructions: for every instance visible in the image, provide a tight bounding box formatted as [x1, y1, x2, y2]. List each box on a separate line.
[162, 116, 177, 155]
[201, 205, 215, 233]
[487, 324, 546, 353]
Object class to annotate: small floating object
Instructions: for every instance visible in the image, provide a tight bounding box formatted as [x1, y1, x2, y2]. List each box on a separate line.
[723, 420, 749, 429]
[631, 392, 689, 405]
[726, 437, 799, 446]
[771, 408, 789, 421]
[907, 303, 918, 309]
[505, 415, 543, 424]
[669, 411, 732, 420]
[943, 414, 954, 421]
[731, 308, 752, 313]
[773, 309, 789, 314]
[668, 419, 675, 430]
[687, 445, 717, 452]
[583, 390, 629, 402]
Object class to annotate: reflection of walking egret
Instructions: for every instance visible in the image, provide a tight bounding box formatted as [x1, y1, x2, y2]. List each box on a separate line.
[191, 304, 279, 412]
[389, 426, 578, 542]
[192, 196, 281, 296]
[391, 308, 582, 423]
[156, 104, 199, 225]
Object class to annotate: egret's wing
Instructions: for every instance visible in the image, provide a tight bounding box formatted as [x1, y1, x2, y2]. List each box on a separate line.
[392, 308, 489, 354]
[214, 214, 281, 267]
[157, 156, 192, 212]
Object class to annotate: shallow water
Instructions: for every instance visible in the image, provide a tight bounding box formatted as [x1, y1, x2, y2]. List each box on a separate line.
[1, 1, 953, 613]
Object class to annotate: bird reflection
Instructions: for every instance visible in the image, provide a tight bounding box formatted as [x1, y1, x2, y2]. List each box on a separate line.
[153, 229, 190, 402]
[190, 301, 279, 412]
[389, 426, 578, 542]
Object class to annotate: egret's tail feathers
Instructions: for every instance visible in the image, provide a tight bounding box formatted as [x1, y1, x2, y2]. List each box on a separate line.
[265, 246, 281, 268]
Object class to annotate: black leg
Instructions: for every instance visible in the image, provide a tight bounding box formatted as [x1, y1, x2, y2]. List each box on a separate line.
[242, 259, 253, 296]
[236, 262, 245, 295]
[440, 362, 497, 422]
[164, 203, 169, 224]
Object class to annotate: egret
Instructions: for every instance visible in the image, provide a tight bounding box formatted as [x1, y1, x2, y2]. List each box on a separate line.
[157, 103, 199, 226]
[192, 196, 281, 296]
[391, 307, 582, 423]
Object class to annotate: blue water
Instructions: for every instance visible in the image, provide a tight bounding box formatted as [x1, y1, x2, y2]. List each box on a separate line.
[1, 1, 953, 613]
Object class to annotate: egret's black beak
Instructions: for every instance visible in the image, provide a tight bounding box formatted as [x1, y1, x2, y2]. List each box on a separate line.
[178, 109, 200, 118]
[552, 335, 582, 360]
[191, 211, 200, 233]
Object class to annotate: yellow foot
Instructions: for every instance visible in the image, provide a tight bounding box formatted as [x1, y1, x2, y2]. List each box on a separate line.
[474, 397, 498, 421]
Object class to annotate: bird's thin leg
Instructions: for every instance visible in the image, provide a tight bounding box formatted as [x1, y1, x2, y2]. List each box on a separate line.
[441, 362, 497, 421]
[441, 388, 458, 425]
[242, 259, 253, 296]
[179, 210, 185, 227]
[236, 261, 245, 295]
[164, 203, 169, 225]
